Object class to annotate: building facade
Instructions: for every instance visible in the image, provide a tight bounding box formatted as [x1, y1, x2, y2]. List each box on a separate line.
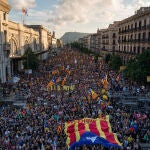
[117, 7, 150, 64]
[78, 7, 150, 64]
[101, 22, 119, 57]
[0, 0, 55, 83]
[0, 0, 11, 83]
[78, 34, 91, 50]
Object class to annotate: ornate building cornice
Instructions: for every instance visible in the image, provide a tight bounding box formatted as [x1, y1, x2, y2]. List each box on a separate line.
[0, 0, 11, 13]
[119, 8, 150, 25]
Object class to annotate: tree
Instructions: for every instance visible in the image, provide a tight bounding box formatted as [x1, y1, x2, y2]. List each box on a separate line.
[70, 42, 101, 58]
[23, 47, 39, 70]
[105, 54, 111, 63]
[109, 55, 122, 71]
[125, 50, 150, 84]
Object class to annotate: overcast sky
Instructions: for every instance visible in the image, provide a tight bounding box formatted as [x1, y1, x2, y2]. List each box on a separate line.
[8, 0, 150, 38]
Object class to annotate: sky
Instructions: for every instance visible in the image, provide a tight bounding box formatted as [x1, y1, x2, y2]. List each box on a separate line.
[8, 0, 150, 38]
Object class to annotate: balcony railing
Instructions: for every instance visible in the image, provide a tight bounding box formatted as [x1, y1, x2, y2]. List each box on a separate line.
[142, 25, 147, 30]
[118, 38, 150, 44]
[119, 25, 150, 35]
[147, 24, 150, 29]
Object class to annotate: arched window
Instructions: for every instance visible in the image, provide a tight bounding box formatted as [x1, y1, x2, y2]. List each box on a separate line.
[33, 38, 37, 51]
[24, 40, 29, 51]
[9, 38, 18, 56]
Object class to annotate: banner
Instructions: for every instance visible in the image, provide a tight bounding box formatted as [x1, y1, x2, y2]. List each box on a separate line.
[48, 85, 75, 91]
[147, 76, 150, 82]
[119, 66, 126, 71]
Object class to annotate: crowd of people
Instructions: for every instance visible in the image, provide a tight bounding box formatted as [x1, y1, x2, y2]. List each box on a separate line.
[0, 49, 149, 150]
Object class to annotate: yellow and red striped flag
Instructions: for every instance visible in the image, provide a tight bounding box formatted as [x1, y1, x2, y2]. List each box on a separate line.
[61, 77, 66, 86]
[65, 116, 122, 149]
[56, 77, 61, 83]
[47, 78, 56, 88]
[88, 88, 98, 100]
[102, 75, 108, 90]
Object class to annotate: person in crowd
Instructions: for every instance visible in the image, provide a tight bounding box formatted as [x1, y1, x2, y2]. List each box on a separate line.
[0, 49, 149, 150]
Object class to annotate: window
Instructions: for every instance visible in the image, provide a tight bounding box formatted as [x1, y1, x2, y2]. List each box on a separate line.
[134, 34, 136, 39]
[143, 32, 146, 40]
[137, 46, 140, 54]
[148, 32, 150, 39]
[4, 30, 7, 43]
[130, 46, 132, 53]
[142, 47, 145, 52]
[133, 47, 136, 53]
[3, 13, 6, 20]
[124, 46, 126, 52]
[144, 19, 146, 26]
[113, 40, 115, 45]
[139, 21, 142, 29]
[113, 46, 115, 51]
[113, 33, 116, 38]
[9, 38, 18, 56]
[135, 22, 137, 29]
[138, 33, 141, 41]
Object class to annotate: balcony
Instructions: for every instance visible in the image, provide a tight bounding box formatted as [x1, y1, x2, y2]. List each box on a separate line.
[133, 28, 138, 32]
[147, 24, 150, 29]
[3, 43, 11, 51]
[137, 26, 142, 31]
[142, 25, 147, 30]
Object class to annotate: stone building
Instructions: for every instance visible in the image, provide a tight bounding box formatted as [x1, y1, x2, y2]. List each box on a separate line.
[118, 7, 150, 64]
[78, 35, 91, 50]
[78, 7, 150, 64]
[0, 0, 53, 83]
[101, 21, 119, 57]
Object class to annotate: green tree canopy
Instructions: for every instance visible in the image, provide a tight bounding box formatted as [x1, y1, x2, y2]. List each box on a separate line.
[125, 50, 150, 84]
[70, 42, 101, 58]
[23, 47, 39, 70]
[105, 54, 111, 64]
[109, 55, 122, 71]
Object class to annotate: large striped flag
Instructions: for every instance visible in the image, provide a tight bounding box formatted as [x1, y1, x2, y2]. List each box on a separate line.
[65, 116, 122, 149]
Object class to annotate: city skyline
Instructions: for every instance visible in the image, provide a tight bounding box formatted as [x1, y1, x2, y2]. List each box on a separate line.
[8, 0, 150, 38]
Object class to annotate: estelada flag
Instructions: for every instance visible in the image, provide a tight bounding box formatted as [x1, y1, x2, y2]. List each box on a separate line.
[56, 77, 61, 83]
[61, 77, 66, 86]
[47, 78, 56, 88]
[88, 88, 98, 100]
[66, 69, 71, 76]
[60, 66, 65, 71]
[65, 116, 122, 149]
[102, 75, 108, 90]
[52, 69, 59, 75]
[116, 75, 120, 82]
